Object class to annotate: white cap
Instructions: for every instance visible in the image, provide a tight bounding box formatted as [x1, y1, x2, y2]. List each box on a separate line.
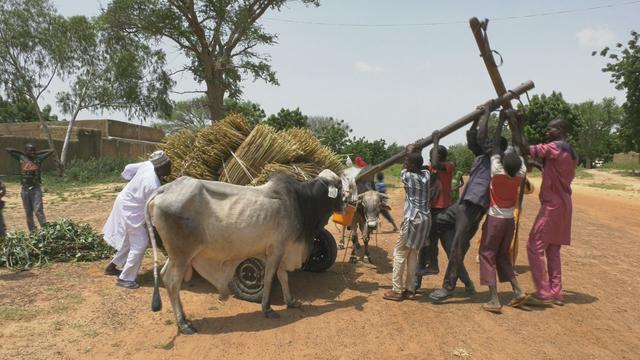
[149, 150, 170, 168]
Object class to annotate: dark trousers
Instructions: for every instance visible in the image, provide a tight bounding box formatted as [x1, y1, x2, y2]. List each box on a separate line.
[416, 205, 473, 289]
[21, 185, 46, 233]
[442, 200, 486, 291]
[0, 200, 6, 237]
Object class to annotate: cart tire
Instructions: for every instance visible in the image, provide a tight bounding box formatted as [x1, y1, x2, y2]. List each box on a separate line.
[303, 229, 338, 273]
[230, 257, 265, 303]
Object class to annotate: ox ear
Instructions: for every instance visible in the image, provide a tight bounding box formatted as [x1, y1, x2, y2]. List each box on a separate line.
[381, 204, 391, 211]
[379, 193, 389, 200]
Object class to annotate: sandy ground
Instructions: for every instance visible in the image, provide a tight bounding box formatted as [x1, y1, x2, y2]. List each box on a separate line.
[1, 170, 639, 359]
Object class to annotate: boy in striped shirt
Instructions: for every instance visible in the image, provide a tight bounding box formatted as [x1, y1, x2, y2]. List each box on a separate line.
[479, 116, 528, 313]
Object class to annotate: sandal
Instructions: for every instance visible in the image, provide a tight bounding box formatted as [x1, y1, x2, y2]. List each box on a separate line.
[508, 295, 530, 308]
[482, 303, 503, 314]
[383, 290, 403, 301]
[402, 290, 418, 300]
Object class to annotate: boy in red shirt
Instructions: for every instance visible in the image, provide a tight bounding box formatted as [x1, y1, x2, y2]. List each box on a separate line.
[479, 116, 528, 313]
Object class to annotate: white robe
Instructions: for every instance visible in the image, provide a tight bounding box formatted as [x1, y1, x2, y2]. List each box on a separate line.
[103, 161, 160, 250]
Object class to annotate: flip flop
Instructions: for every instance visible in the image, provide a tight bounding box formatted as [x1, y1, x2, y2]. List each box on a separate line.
[383, 291, 403, 302]
[482, 303, 502, 314]
[508, 295, 530, 308]
[525, 294, 553, 307]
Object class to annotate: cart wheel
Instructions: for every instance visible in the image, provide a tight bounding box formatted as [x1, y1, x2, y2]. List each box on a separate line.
[303, 229, 338, 273]
[230, 257, 265, 303]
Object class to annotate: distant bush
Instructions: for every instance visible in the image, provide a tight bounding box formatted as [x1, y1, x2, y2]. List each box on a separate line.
[448, 144, 475, 175]
[63, 158, 134, 183]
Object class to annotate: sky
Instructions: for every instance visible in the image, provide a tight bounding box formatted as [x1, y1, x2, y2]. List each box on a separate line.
[47, 0, 638, 147]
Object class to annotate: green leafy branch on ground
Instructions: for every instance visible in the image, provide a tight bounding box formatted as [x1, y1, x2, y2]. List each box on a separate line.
[0, 219, 112, 270]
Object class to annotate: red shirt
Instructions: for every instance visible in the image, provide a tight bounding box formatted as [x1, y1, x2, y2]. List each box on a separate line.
[429, 162, 454, 209]
[489, 155, 526, 218]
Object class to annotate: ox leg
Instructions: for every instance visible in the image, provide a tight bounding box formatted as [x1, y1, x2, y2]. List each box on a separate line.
[262, 251, 284, 319]
[163, 258, 196, 335]
[277, 268, 301, 309]
[349, 231, 360, 264]
[363, 229, 373, 264]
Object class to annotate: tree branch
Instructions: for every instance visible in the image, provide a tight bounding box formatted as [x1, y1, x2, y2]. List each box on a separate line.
[170, 90, 207, 95]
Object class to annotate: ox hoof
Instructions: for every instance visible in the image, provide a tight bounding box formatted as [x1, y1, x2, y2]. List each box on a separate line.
[178, 322, 198, 335]
[264, 309, 280, 319]
[287, 299, 302, 309]
[349, 256, 358, 264]
[363, 257, 373, 264]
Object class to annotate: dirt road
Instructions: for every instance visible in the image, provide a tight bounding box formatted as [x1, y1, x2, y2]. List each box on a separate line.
[1, 172, 639, 359]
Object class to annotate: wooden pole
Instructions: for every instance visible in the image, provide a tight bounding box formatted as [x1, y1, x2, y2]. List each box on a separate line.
[355, 80, 535, 182]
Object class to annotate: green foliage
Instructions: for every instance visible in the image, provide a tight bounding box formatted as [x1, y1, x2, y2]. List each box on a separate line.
[101, 0, 320, 121]
[307, 116, 352, 153]
[521, 91, 579, 146]
[61, 158, 133, 183]
[0, 95, 57, 122]
[159, 96, 210, 134]
[595, 30, 640, 152]
[0, 219, 112, 270]
[343, 137, 401, 166]
[572, 98, 623, 167]
[448, 143, 475, 175]
[56, 15, 173, 122]
[224, 98, 266, 128]
[264, 107, 308, 130]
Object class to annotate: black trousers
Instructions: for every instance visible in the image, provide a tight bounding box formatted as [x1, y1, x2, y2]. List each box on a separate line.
[442, 200, 486, 291]
[416, 206, 473, 289]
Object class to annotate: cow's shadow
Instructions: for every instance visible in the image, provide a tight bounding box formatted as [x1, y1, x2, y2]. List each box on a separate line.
[189, 295, 367, 336]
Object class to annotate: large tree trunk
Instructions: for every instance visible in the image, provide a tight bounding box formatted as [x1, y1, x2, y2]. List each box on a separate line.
[205, 79, 225, 122]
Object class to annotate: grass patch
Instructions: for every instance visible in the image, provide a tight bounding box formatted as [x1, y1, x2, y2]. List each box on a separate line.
[575, 167, 594, 179]
[0, 306, 39, 321]
[586, 183, 630, 191]
[382, 163, 403, 187]
[601, 162, 640, 171]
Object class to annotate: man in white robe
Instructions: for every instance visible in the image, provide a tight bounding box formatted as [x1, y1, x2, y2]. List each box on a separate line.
[103, 151, 172, 289]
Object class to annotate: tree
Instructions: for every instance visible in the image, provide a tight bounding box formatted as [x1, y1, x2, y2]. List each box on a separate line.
[56, 15, 172, 169]
[447, 144, 474, 174]
[572, 98, 623, 167]
[224, 98, 265, 128]
[102, 0, 320, 122]
[343, 137, 398, 166]
[521, 91, 579, 145]
[0, 0, 72, 166]
[0, 94, 57, 122]
[264, 107, 308, 130]
[159, 96, 210, 134]
[595, 30, 640, 152]
[307, 116, 352, 152]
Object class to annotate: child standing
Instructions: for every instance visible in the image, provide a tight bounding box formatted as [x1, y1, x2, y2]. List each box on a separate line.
[383, 146, 430, 301]
[374, 172, 398, 231]
[479, 117, 528, 313]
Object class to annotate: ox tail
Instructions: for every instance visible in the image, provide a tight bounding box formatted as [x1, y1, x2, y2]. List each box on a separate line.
[146, 192, 162, 312]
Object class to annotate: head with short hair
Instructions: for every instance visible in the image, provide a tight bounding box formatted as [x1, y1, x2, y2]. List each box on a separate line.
[405, 152, 423, 173]
[502, 151, 523, 177]
[546, 118, 568, 141]
[376, 172, 384, 181]
[24, 143, 36, 157]
[431, 145, 448, 162]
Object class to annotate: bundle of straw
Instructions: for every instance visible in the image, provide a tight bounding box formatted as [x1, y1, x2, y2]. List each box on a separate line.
[219, 124, 303, 185]
[251, 162, 323, 185]
[284, 128, 344, 174]
[161, 114, 251, 180]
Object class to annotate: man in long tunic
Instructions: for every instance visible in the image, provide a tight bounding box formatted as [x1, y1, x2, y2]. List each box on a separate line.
[527, 119, 577, 306]
[103, 151, 171, 289]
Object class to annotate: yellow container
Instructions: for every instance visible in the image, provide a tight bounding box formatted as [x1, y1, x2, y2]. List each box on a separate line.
[332, 204, 356, 226]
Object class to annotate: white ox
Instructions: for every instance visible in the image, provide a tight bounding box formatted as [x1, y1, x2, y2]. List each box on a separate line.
[145, 169, 355, 334]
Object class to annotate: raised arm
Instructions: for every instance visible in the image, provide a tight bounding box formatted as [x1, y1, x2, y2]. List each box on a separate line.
[35, 149, 55, 161]
[493, 112, 508, 155]
[6, 148, 23, 160]
[430, 130, 446, 171]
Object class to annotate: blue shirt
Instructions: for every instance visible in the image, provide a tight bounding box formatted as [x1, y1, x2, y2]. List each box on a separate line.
[375, 181, 387, 193]
[460, 129, 491, 209]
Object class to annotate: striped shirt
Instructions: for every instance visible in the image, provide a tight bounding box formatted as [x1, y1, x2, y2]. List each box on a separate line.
[401, 169, 430, 219]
